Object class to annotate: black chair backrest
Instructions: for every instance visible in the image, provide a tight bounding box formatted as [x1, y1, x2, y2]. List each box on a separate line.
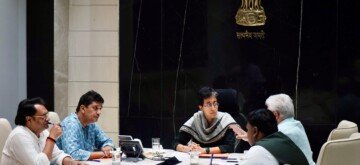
[216, 89, 239, 115]
[216, 89, 247, 127]
[216, 88, 250, 153]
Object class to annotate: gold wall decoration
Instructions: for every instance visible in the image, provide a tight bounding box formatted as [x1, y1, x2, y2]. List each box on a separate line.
[235, 0, 266, 26]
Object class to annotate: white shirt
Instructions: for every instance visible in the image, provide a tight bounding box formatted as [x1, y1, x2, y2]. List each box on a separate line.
[278, 117, 315, 165]
[240, 145, 278, 165]
[1, 126, 70, 165]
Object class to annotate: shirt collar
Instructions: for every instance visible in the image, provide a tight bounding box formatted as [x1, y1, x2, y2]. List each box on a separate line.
[279, 117, 295, 125]
[21, 125, 44, 141]
[71, 112, 88, 129]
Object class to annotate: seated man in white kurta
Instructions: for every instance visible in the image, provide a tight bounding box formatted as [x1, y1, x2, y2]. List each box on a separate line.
[1, 97, 84, 165]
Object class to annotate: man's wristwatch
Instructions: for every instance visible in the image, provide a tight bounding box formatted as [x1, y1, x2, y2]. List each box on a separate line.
[205, 147, 210, 154]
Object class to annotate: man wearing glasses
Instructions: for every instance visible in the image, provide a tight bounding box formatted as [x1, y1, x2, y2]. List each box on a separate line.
[57, 90, 114, 161]
[1, 97, 84, 165]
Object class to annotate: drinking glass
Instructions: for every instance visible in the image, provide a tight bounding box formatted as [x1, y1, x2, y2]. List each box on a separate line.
[189, 151, 200, 165]
[152, 138, 160, 152]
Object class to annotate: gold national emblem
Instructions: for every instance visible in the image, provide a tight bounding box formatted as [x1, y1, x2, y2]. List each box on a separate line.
[235, 0, 266, 26]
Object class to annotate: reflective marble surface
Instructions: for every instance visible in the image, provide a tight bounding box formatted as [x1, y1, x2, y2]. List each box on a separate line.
[120, 0, 360, 160]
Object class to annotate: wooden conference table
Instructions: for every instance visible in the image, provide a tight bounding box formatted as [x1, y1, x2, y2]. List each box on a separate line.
[84, 149, 244, 165]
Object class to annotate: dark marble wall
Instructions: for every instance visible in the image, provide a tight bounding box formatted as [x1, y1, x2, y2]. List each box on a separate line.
[27, 1, 54, 110]
[120, 0, 360, 160]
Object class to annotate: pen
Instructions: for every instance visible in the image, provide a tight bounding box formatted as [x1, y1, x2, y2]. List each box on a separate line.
[226, 158, 237, 160]
[210, 154, 213, 165]
[47, 121, 64, 127]
[90, 159, 101, 162]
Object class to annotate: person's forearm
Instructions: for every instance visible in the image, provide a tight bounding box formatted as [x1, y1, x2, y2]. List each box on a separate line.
[42, 139, 56, 159]
[176, 144, 191, 152]
[62, 157, 85, 165]
[89, 151, 106, 160]
[207, 147, 221, 154]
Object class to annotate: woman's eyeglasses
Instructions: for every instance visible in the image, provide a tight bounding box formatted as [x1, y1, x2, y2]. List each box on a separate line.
[203, 103, 219, 108]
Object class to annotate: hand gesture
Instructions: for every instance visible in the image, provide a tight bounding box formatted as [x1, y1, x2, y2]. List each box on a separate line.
[188, 142, 204, 153]
[49, 123, 62, 139]
[230, 124, 248, 141]
[101, 146, 113, 158]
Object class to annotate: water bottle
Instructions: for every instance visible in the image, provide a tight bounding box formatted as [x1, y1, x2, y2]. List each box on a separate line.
[112, 147, 121, 165]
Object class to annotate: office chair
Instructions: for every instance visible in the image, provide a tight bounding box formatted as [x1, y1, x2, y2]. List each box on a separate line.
[47, 111, 61, 130]
[0, 118, 12, 161]
[317, 132, 360, 165]
[327, 120, 358, 141]
[216, 88, 250, 153]
[350, 132, 360, 138]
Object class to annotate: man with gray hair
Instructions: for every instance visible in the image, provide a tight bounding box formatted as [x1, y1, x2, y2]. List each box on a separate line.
[266, 94, 315, 165]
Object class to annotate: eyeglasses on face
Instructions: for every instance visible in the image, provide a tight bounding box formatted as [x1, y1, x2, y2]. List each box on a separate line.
[203, 102, 219, 108]
[32, 112, 49, 120]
